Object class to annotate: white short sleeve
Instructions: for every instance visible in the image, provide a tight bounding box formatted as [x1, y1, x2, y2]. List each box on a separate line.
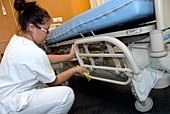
[21, 47, 56, 83]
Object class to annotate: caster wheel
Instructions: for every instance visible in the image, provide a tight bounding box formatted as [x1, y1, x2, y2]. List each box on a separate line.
[135, 97, 153, 112]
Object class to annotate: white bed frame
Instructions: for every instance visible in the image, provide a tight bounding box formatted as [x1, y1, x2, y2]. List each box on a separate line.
[45, 0, 170, 112]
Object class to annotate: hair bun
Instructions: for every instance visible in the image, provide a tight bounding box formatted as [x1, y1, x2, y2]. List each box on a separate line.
[14, 0, 37, 12]
[14, 0, 26, 11]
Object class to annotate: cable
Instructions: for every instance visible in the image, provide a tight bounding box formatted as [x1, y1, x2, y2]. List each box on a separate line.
[0, 0, 7, 15]
[8, 0, 21, 34]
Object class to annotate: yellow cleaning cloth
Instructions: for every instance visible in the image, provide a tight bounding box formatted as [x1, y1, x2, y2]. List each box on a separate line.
[77, 66, 91, 81]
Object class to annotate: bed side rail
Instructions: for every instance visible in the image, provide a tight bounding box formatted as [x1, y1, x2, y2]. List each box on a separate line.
[74, 36, 140, 85]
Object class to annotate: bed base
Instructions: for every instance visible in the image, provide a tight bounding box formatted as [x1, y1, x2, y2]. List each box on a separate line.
[73, 33, 170, 112]
[44, 24, 170, 112]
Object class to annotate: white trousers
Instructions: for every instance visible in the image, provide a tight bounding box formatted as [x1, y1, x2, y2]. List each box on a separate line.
[7, 86, 75, 114]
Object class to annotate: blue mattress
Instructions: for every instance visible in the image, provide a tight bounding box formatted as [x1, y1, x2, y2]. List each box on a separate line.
[46, 0, 154, 44]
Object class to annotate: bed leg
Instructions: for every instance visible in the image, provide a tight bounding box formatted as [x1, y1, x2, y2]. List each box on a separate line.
[131, 83, 153, 112]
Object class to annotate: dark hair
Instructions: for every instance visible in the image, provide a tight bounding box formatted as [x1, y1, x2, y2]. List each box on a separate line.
[14, 0, 51, 31]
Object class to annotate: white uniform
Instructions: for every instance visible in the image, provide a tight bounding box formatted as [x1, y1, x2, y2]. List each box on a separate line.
[0, 35, 74, 114]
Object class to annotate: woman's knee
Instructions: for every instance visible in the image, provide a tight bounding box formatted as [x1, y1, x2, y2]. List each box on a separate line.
[57, 86, 75, 114]
[62, 86, 75, 104]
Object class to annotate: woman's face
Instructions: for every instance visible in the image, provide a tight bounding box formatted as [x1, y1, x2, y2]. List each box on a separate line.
[32, 19, 51, 45]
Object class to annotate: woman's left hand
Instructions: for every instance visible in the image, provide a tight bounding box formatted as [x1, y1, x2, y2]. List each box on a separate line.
[69, 44, 75, 59]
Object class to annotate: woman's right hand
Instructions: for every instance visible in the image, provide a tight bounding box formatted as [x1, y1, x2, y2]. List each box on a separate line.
[76, 67, 87, 75]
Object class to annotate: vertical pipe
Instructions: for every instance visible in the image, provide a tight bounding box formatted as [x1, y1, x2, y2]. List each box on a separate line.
[154, 0, 165, 30]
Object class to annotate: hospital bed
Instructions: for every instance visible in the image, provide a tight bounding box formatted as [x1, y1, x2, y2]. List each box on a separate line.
[44, 0, 170, 112]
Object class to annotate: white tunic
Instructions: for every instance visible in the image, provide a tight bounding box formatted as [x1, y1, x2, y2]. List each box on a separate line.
[0, 35, 55, 112]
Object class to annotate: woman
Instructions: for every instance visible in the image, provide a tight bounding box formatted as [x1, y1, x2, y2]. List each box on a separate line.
[0, 0, 86, 113]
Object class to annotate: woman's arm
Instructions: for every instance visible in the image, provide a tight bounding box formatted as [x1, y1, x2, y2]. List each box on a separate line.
[47, 44, 75, 64]
[46, 67, 86, 86]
